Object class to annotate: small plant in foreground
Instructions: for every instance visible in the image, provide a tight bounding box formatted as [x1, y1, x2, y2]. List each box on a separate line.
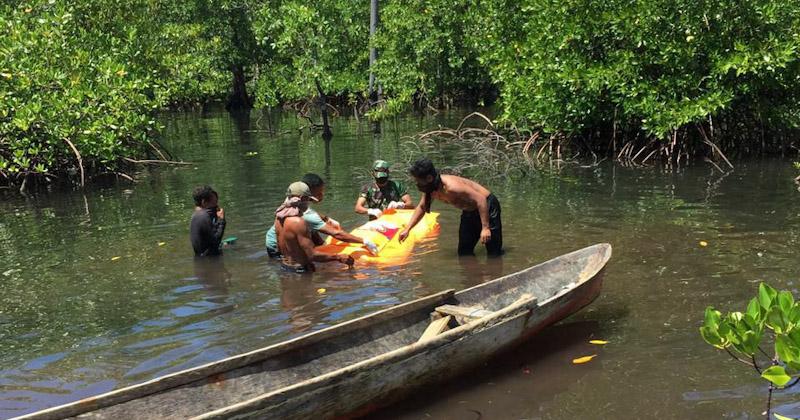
[701, 283, 800, 418]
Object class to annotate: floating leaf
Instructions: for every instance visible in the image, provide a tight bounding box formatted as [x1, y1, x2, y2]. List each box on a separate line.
[572, 354, 597, 364]
[158, 242, 166, 246]
[111, 256, 121, 261]
[316, 288, 326, 294]
[589, 340, 608, 345]
[699, 241, 708, 247]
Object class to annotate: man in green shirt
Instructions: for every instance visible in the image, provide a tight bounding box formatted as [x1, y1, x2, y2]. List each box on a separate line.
[354, 160, 413, 219]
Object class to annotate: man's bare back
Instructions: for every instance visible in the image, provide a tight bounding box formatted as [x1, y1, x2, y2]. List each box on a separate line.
[273, 182, 355, 272]
[275, 216, 314, 269]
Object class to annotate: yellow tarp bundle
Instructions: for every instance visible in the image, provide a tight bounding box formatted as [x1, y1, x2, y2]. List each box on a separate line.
[317, 209, 440, 264]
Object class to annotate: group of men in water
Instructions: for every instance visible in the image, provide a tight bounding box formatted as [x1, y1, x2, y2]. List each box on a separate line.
[190, 157, 504, 273]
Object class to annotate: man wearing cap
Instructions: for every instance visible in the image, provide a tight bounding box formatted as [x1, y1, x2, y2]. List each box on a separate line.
[274, 181, 355, 273]
[267, 173, 379, 258]
[354, 160, 413, 220]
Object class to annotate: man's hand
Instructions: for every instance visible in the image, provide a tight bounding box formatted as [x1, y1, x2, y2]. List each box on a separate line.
[480, 227, 491, 244]
[326, 217, 341, 230]
[216, 207, 225, 219]
[338, 254, 355, 267]
[398, 229, 410, 243]
[363, 239, 379, 255]
[387, 201, 404, 209]
[367, 208, 383, 218]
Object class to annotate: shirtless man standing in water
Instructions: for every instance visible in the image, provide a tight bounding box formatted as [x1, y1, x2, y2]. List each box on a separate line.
[398, 158, 503, 256]
[274, 182, 354, 273]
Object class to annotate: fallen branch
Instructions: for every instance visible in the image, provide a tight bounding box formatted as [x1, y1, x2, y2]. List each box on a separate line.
[115, 172, 136, 182]
[456, 112, 494, 131]
[63, 137, 85, 187]
[148, 140, 169, 162]
[123, 157, 193, 165]
[704, 139, 734, 169]
[704, 157, 724, 173]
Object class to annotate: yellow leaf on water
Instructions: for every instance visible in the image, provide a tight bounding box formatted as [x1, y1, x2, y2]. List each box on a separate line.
[111, 256, 121, 261]
[158, 242, 166, 246]
[699, 241, 708, 247]
[316, 288, 326, 294]
[589, 340, 608, 345]
[572, 354, 597, 364]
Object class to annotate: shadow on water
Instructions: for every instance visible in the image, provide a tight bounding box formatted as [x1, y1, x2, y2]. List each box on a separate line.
[192, 257, 233, 307]
[362, 321, 603, 420]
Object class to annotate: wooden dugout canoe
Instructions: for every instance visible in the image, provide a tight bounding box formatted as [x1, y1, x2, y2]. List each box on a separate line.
[19, 243, 612, 420]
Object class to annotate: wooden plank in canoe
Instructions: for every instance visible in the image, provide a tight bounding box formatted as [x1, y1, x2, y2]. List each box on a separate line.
[418, 315, 452, 342]
[435, 305, 492, 319]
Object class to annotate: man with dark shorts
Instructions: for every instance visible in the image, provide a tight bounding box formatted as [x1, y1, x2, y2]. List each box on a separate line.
[274, 182, 355, 273]
[354, 160, 413, 219]
[398, 158, 503, 256]
[190, 186, 226, 256]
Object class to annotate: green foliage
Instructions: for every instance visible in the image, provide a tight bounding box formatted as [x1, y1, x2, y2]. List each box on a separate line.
[6, 0, 800, 186]
[250, 0, 368, 106]
[0, 1, 160, 179]
[371, 0, 490, 116]
[472, 0, 800, 139]
[701, 283, 800, 388]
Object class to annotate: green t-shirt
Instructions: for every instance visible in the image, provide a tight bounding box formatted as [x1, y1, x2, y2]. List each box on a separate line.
[359, 180, 408, 210]
[265, 208, 326, 251]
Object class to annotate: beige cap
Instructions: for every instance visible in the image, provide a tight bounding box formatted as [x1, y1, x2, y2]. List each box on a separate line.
[286, 181, 319, 201]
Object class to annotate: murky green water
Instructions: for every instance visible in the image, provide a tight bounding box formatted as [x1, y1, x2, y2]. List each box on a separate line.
[1, 109, 799, 419]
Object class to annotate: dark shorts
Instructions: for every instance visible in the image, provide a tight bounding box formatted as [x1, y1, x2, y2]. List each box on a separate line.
[267, 247, 282, 259]
[458, 193, 503, 257]
[280, 262, 314, 274]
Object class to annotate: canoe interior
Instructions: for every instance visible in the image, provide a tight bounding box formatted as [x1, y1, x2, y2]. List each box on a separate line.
[24, 244, 611, 420]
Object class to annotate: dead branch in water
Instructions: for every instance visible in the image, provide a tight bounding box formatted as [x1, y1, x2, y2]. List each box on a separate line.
[63, 137, 84, 187]
[123, 158, 193, 165]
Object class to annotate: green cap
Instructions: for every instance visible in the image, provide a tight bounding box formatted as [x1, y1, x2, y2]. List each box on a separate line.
[373, 160, 390, 178]
[286, 181, 318, 201]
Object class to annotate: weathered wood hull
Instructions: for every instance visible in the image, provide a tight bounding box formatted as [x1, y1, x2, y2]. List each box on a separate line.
[17, 243, 611, 420]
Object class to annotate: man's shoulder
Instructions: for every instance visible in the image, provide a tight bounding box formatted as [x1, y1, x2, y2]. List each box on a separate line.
[442, 174, 484, 191]
[360, 183, 374, 194]
[283, 215, 308, 229]
[303, 209, 324, 224]
[191, 209, 209, 222]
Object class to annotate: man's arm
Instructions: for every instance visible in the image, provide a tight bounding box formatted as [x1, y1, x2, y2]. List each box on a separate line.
[211, 210, 226, 248]
[400, 193, 413, 208]
[467, 188, 491, 244]
[398, 194, 428, 243]
[354, 196, 370, 214]
[318, 224, 364, 244]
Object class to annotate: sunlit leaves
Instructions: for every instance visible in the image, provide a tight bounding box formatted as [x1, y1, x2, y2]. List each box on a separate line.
[762, 365, 792, 387]
[472, 0, 800, 138]
[0, 1, 164, 180]
[701, 283, 800, 389]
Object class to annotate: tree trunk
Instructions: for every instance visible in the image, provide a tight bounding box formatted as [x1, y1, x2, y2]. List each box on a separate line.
[226, 64, 252, 111]
[368, 0, 379, 103]
[315, 80, 333, 140]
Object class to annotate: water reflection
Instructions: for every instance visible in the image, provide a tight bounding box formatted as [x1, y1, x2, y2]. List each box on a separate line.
[193, 257, 232, 307]
[279, 277, 326, 333]
[1, 109, 800, 418]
